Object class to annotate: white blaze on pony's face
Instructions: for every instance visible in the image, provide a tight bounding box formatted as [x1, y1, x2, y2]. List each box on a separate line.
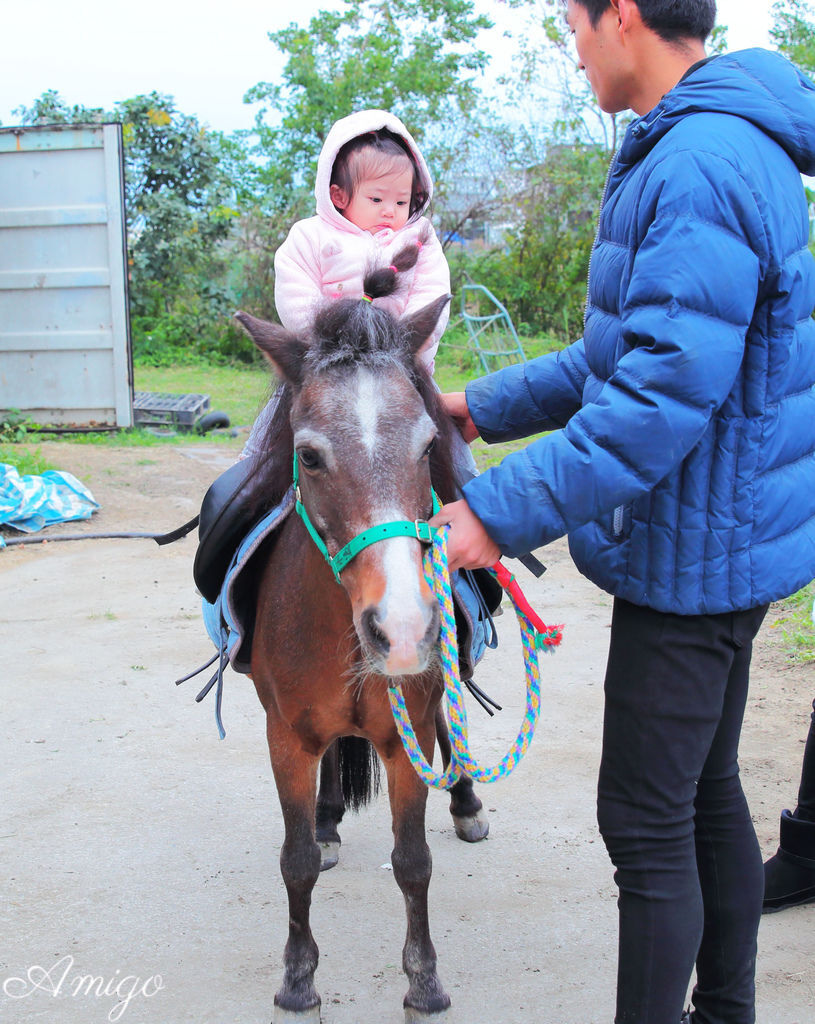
[292, 364, 440, 676]
[355, 370, 381, 457]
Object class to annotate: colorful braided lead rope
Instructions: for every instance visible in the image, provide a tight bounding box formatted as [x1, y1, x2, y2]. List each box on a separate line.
[387, 528, 563, 790]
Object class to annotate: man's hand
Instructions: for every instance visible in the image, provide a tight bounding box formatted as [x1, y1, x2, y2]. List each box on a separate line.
[430, 499, 500, 572]
[440, 392, 479, 444]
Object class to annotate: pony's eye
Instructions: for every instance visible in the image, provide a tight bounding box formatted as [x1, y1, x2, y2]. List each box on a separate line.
[298, 448, 322, 471]
[421, 439, 436, 461]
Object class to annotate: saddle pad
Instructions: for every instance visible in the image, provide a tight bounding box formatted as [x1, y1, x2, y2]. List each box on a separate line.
[202, 488, 296, 674]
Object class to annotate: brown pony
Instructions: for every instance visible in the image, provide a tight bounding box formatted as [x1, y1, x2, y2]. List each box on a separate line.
[234, 270, 487, 1022]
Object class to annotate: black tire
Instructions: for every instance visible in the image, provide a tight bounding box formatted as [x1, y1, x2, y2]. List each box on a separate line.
[195, 410, 231, 434]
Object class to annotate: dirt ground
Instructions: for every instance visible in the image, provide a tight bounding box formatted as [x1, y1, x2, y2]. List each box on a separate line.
[2, 440, 814, 1024]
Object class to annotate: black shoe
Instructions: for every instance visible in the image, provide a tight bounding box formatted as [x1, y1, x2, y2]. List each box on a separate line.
[680, 1012, 692, 1024]
[762, 809, 815, 913]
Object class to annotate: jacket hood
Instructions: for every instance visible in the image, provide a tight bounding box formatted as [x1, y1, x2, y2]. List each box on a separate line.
[313, 109, 433, 232]
[621, 48, 815, 176]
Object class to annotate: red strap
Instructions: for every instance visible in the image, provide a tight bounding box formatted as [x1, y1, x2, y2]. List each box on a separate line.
[490, 561, 562, 643]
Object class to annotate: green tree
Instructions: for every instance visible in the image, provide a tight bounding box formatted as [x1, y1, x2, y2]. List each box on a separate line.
[112, 94, 245, 361]
[706, 24, 729, 56]
[499, 0, 624, 152]
[771, 1, 815, 234]
[116, 94, 226, 216]
[463, 142, 609, 339]
[114, 93, 233, 306]
[771, 0, 815, 74]
[246, 0, 493, 202]
[428, 109, 531, 248]
[12, 89, 108, 125]
[438, 0, 613, 338]
[454, 0, 727, 337]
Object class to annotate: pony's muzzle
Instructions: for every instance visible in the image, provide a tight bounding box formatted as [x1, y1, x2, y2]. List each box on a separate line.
[359, 598, 440, 676]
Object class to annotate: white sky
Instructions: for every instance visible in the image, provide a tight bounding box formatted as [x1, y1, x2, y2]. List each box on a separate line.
[0, 1, 775, 133]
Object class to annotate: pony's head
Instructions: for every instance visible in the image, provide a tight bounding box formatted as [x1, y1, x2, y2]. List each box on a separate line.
[236, 253, 453, 677]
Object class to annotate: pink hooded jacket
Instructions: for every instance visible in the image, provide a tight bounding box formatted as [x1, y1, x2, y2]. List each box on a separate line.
[273, 109, 450, 369]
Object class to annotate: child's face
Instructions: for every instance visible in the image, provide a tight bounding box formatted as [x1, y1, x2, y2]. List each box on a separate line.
[331, 168, 414, 234]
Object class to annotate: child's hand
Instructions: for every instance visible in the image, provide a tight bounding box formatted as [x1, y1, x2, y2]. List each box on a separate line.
[430, 499, 500, 572]
[441, 392, 479, 443]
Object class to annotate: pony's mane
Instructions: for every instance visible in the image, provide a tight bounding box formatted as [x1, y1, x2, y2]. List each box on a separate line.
[243, 249, 459, 518]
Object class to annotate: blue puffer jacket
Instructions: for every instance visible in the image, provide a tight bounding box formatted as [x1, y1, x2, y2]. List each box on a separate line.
[463, 49, 815, 614]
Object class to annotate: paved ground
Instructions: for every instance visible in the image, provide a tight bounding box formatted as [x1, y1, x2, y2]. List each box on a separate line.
[1, 442, 813, 1024]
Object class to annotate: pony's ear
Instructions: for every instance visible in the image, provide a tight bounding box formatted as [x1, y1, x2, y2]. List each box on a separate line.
[402, 295, 451, 359]
[234, 311, 307, 386]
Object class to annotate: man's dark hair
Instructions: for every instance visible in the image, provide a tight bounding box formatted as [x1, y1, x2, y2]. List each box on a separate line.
[574, 0, 716, 43]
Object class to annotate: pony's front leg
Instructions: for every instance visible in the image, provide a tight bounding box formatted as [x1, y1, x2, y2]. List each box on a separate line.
[382, 734, 451, 1022]
[267, 716, 322, 1023]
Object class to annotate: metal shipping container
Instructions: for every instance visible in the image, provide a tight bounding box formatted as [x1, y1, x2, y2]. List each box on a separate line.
[0, 123, 132, 427]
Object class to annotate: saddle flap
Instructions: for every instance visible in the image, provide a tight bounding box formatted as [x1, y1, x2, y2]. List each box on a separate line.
[194, 459, 260, 603]
[451, 568, 501, 681]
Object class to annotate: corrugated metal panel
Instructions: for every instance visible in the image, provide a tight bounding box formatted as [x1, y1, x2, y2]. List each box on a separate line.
[0, 123, 132, 427]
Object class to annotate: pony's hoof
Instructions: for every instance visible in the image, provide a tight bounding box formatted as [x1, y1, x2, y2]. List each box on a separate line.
[273, 1004, 321, 1023]
[404, 1007, 452, 1023]
[452, 808, 489, 842]
[318, 840, 340, 871]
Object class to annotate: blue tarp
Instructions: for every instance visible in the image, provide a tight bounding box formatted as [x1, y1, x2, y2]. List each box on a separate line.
[0, 463, 99, 547]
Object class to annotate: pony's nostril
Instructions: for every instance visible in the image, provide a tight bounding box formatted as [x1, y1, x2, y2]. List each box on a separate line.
[361, 607, 390, 655]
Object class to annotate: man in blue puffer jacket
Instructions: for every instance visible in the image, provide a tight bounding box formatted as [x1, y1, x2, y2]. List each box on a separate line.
[431, 1, 815, 1022]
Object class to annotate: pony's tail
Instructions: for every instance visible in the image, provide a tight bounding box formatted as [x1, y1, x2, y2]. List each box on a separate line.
[338, 736, 381, 812]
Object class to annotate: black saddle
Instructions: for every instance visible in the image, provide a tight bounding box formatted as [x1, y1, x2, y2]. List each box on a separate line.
[193, 459, 261, 603]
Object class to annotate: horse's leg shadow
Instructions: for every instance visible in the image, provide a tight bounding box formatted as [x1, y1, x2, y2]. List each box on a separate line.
[315, 740, 343, 871]
[435, 706, 489, 843]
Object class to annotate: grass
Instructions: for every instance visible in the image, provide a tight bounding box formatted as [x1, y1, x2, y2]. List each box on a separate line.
[434, 324, 562, 393]
[1, 327, 546, 481]
[771, 582, 815, 663]
[135, 361, 273, 431]
[0, 361, 275, 462]
[1, 327, 560, 464]
[0, 330, 550, 479]
[435, 325, 554, 467]
[0, 444, 56, 475]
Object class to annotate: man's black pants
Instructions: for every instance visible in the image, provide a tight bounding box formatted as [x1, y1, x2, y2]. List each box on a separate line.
[598, 598, 768, 1024]
[795, 698, 815, 820]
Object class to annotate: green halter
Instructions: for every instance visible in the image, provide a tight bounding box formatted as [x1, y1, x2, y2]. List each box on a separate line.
[292, 451, 441, 583]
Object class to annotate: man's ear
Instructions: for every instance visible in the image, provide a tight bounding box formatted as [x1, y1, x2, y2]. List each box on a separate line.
[330, 183, 349, 210]
[616, 0, 640, 33]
